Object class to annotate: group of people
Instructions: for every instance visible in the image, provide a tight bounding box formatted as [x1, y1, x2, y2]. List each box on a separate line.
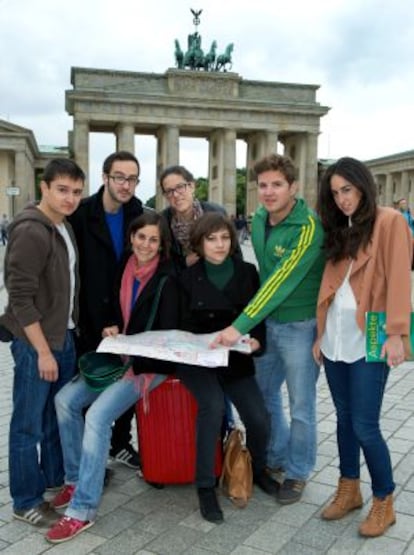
[1, 150, 411, 544]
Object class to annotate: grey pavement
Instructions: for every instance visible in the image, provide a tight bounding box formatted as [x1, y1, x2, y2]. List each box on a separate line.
[0, 242, 414, 554]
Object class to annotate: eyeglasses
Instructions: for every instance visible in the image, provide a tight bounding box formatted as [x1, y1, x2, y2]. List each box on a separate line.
[108, 174, 140, 186]
[162, 182, 189, 198]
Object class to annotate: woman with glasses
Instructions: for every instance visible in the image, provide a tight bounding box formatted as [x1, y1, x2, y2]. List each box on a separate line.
[160, 165, 230, 271]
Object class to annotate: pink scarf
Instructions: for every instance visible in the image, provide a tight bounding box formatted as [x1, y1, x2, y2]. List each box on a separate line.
[119, 253, 160, 331]
[119, 253, 160, 411]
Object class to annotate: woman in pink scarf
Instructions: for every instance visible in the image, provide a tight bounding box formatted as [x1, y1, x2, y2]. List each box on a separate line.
[46, 212, 179, 544]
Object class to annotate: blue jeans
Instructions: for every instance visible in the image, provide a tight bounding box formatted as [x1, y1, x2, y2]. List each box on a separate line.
[55, 373, 167, 522]
[254, 318, 320, 481]
[9, 332, 76, 510]
[323, 357, 394, 498]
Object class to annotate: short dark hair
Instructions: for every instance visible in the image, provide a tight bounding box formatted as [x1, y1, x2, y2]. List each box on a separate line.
[102, 151, 140, 176]
[127, 211, 171, 259]
[159, 165, 194, 192]
[253, 153, 296, 184]
[190, 212, 237, 257]
[42, 159, 85, 185]
[317, 156, 377, 261]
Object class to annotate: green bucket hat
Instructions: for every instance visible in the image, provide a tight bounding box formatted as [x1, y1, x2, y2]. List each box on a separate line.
[78, 352, 130, 391]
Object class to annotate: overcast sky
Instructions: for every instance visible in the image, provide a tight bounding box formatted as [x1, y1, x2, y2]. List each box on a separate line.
[1, 0, 413, 202]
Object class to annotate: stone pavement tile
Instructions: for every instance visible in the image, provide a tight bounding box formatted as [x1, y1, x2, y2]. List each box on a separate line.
[223, 499, 279, 529]
[0, 519, 35, 544]
[276, 541, 322, 554]
[393, 453, 414, 485]
[358, 536, 406, 554]
[90, 507, 144, 539]
[44, 531, 105, 554]
[395, 490, 414, 516]
[316, 438, 338, 458]
[194, 522, 262, 554]
[133, 505, 194, 536]
[386, 512, 414, 542]
[268, 501, 318, 528]
[290, 517, 343, 551]
[313, 453, 334, 473]
[405, 474, 414, 491]
[93, 528, 155, 555]
[182, 548, 223, 555]
[0, 531, 51, 555]
[242, 521, 297, 554]
[140, 525, 201, 555]
[229, 546, 273, 555]
[97, 488, 138, 517]
[121, 489, 175, 516]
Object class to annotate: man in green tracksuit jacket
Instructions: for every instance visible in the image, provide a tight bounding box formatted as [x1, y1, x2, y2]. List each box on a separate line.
[213, 153, 325, 505]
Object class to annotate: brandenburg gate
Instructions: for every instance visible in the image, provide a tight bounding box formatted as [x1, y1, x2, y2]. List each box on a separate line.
[66, 67, 328, 213]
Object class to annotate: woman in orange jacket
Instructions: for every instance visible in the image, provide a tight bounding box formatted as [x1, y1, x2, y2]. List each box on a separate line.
[313, 157, 412, 538]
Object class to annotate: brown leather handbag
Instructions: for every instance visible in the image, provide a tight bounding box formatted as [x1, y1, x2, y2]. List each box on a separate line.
[220, 428, 253, 508]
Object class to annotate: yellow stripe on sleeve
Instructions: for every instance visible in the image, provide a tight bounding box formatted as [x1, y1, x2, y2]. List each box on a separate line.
[245, 216, 316, 318]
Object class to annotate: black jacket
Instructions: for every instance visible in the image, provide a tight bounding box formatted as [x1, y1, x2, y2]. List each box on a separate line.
[68, 186, 143, 353]
[179, 256, 265, 382]
[112, 257, 180, 375]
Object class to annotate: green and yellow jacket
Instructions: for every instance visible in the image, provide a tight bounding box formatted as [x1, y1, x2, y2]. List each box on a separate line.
[234, 199, 325, 334]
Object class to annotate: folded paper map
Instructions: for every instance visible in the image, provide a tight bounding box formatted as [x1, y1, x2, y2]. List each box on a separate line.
[97, 329, 251, 368]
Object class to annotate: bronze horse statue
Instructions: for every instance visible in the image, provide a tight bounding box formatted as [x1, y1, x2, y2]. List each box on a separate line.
[203, 40, 217, 71]
[183, 32, 204, 70]
[215, 43, 234, 71]
[174, 39, 184, 69]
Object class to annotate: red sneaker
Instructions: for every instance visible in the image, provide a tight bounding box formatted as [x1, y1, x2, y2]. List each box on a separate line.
[50, 485, 75, 509]
[45, 515, 94, 543]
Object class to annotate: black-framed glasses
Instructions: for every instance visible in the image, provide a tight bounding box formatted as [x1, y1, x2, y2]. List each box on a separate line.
[162, 182, 189, 198]
[108, 174, 140, 186]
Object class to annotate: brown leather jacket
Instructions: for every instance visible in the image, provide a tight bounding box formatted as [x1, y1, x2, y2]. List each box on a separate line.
[316, 207, 412, 339]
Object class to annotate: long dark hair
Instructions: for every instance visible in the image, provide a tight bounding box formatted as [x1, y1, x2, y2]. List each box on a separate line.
[317, 157, 377, 262]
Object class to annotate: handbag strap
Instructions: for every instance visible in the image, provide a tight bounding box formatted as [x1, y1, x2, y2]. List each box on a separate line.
[145, 275, 168, 331]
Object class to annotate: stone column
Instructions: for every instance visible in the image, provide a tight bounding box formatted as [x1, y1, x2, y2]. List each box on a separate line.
[155, 125, 180, 209]
[116, 123, 135, 153]
[223, 129, 237, 216]
[401, 170, 409, 201]
[385, 173, 393, 207]
[245, 131, 279, 216]
[72, 119, 89, 191]
[303, 133, 319, 209]
[13, 150, 26, 216]
[208, 129, 237, 215]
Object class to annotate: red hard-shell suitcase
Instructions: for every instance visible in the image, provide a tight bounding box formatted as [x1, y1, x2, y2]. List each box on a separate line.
[136, 376, 222, 484]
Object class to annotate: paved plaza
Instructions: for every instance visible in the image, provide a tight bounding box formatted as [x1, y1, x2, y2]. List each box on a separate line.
[0, 242, 413, 554]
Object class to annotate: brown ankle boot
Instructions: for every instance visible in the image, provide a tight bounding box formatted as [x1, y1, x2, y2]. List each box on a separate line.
[359, 494, 396, 537]
[322, 477, 363, 520]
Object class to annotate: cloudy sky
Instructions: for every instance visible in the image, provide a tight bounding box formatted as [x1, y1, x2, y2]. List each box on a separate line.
[1, 0, 413, 202]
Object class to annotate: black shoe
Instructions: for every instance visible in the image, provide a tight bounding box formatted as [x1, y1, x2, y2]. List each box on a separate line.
[253, 470, 280, 495]
[110, 445, 141, 469]
[197, 487, 224, 524]
[277, 479, 306, 505]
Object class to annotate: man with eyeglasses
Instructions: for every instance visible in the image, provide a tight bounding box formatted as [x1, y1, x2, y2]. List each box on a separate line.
[68, 151, 143, 473]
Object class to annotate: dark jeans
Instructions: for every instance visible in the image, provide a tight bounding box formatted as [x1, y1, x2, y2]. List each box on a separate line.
[323, 356, 395, 498]
[176, 366, 270, 488]
[9, 331, 76, 510]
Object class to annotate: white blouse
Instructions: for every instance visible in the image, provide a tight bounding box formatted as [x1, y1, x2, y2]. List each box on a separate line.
[320, 262, 366, 363]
